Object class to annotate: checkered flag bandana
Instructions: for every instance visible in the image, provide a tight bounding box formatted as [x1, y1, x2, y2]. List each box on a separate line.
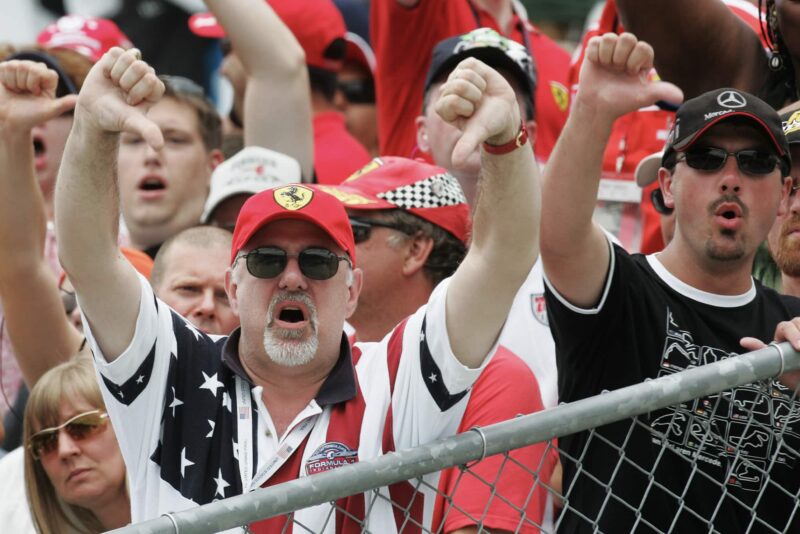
[377, 173, 466, 209]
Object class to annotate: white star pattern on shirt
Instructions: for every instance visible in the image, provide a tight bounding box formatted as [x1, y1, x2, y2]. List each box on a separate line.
[199, 371, 224, 397]
[428, 373, 438, 383]
[213, 468, 230, 498]
[420, 331, 425, 342]
[232, 438, 239, 461]
[118, 390, 124, 399]
[206, 420, 216, 438]
[222, 391, 232, 412]
[185, 321, 202, 340]
[169, 387, 184, 417]
[136, 375, 144, 384]
[180, 447, 195, 477]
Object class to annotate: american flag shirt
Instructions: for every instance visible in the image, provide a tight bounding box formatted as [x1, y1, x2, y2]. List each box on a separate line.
[84, 274, 486, 533]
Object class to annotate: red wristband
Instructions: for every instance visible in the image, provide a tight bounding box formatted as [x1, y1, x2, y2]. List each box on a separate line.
[482, 121, 528, 155]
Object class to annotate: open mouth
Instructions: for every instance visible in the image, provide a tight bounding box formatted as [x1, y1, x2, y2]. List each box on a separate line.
[720, 210, 737, 220]
[278, 307, 305, 323]
[138, 176, 167, 192]
[33, 137, 45, 156]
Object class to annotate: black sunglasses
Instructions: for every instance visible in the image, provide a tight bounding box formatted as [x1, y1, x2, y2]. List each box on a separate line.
[237, 247, 351, 280]
[349, 218, 412, 244]
[337, 78, 375, 104]
[677, 146, 782, 176]
[29, 410, 109, 460]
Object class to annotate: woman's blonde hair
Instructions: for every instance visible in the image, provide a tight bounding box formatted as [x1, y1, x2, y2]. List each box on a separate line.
[23, 353, 115, 534]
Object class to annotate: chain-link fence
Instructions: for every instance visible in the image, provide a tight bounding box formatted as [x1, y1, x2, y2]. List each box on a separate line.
[112, 342, 800, 534]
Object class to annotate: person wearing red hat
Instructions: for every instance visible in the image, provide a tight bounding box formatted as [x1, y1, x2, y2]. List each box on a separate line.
[190, 0, 371, 185]
[371, 0, 571, 166]
[55, 43, 541, 531]
[333, 32, 379, 157]
[322, 156, 555, 533]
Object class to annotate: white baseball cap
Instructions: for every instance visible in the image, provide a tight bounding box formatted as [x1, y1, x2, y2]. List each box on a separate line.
[634, 151, 664, 188]
[201, 146, 301, 223]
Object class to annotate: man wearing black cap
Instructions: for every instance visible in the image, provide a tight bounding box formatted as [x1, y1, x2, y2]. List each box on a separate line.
[541, 32, 800, 532]
[417, 27, 537, 205]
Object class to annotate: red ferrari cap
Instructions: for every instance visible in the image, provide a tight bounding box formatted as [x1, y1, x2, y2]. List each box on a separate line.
[231, 184, 356, 265]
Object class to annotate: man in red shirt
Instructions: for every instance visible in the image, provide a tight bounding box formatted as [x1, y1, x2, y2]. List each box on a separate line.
[371, 0, 570, 165]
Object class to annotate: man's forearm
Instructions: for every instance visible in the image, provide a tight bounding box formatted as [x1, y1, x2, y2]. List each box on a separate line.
[55, 115, 122, 281]
[0, 128, 46, 276]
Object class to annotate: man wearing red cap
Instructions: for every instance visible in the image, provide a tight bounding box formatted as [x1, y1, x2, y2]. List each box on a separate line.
[55, 44, 541, 533]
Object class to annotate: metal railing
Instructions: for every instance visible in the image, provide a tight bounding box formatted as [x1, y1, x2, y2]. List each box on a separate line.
[112, 342, 800, 533]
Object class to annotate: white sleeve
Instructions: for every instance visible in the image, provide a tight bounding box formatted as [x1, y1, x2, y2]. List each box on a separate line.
[390, 277, 495, 450]
[82, 273, 176, 476]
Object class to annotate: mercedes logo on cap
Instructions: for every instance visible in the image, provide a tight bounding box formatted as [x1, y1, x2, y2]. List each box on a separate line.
[717, 90, 747, 109]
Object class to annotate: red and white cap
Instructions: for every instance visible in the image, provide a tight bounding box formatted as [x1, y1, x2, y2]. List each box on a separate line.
[189, 0, 346, 71]
[231, 184, 356, 265]
[319, 157, 471, 244]
[343, 32, 375, 74]
[37, 15, 133, 63]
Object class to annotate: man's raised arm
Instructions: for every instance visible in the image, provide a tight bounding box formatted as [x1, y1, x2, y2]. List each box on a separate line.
[540, 33, 682, 308]
[55, 49, 164, 360]
[616, 0, 766, 99]
[437, 57, 539, 369]
[0, 60, 82, 385]
[203, 0, 314, 180]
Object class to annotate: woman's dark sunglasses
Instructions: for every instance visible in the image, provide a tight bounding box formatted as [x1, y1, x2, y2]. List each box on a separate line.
[349, 218, 412, 244]
[237, 247, 351, 281]
[29, 410, 109, 460]
[677, 146, 781, 175]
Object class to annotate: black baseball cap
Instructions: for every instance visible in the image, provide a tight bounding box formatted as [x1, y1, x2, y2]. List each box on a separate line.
[424, 28, 536, 110]
[5, 50, 78, 97]
[662, 88, 791, 176]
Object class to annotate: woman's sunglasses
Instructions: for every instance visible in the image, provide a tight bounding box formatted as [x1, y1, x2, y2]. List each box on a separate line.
[337, 79, 375, 104]
[29, 410, 109, 460]
[349, 218, 412, 244]
[676, 146, 782, 176]
[237, 247, 351, 281]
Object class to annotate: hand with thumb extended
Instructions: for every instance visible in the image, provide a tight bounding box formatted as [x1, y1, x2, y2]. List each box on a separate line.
[75, 47, 165, 150]
[0, 60, 78, 132]
[434, 57, 521, 168]
[575, 32, 683, 122]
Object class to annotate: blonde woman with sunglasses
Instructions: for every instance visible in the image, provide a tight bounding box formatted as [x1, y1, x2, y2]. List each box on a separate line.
[23, 356, 129, 533]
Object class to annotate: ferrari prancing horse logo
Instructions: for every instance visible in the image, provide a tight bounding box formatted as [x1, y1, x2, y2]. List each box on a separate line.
[274, 185, 313, 210]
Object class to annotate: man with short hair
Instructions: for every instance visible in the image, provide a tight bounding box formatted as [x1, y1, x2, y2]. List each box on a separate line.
[541, 32, 800, 532]
[55, 46, 540, 532]
[151, 226, 239, 336]
[117, 75, 224, 257]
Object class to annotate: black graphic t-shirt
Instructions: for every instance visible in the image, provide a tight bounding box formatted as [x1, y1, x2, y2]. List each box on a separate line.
[545, 241, 800, 533]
